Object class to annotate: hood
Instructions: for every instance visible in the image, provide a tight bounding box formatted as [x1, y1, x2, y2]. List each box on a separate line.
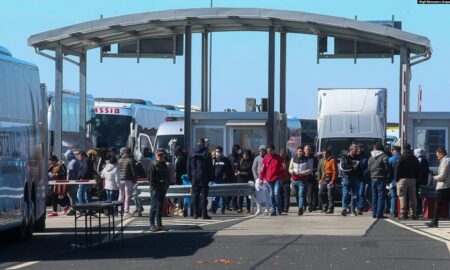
[371, 150, 384, 158]
[103, 163, 116, 172]
[414, 148, 426, 158]
[64, 149, 75, 160]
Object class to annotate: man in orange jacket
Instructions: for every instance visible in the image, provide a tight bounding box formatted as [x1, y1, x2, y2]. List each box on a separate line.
[319, 150, 338, 214]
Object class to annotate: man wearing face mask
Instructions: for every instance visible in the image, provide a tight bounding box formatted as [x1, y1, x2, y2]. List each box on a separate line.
[211, 146, 233, 214]
[228, 144, 243, 211]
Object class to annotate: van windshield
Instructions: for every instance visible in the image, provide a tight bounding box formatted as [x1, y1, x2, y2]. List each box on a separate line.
[154, 135, 184, 153]
[320, 138, 382, 158]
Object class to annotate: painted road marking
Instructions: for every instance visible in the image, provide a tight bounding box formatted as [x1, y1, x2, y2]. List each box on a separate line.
[6, 261, 40, 270]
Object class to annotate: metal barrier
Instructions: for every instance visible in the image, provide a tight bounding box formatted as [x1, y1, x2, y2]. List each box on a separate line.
[136, 182, 256, 215]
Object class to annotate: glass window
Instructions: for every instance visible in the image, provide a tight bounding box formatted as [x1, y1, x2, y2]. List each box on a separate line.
[231, 127, 266, 153]
[194, 127, 224, 153]
[154, 135, 184, 153]
[139, 135, 152, 158]
[416, 128, 447, 167]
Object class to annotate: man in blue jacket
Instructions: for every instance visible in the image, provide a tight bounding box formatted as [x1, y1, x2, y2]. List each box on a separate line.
[187, 138, 213, 219]
[387, 146, 401, 217]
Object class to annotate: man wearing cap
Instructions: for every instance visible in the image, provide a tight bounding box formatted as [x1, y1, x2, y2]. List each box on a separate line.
[148, 148, 170, 232]
[396, 143, 420, 220]
[187, 138, 213, 219]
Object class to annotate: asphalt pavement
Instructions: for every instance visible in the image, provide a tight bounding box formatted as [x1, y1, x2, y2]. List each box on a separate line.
[1, 207, 449, 270]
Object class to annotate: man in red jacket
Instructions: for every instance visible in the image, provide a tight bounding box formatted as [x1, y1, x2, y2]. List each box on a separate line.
[260, 144, 286, 216]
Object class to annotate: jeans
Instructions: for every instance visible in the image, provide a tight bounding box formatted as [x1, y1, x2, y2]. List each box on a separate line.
[371, 179, 386, 218]
[342, 177, 358, 211]
[211, 180, 227, 213]
[149, 195, 164, 227]
[118, 180, 134, 213]
[319, 180, 335, 210]
[384, 181, 398, 214]
[433, 188, 450, 225]
[77, 184, 92, 205]
[357, 179, 370, 210]
[106, 189, 119, 201]
[192, 185, 209, 218]
[132, 184, 144, 214]
[292, 181, 307, 209]
[265, 180, 282, 214]
[279, 181, 291, 211]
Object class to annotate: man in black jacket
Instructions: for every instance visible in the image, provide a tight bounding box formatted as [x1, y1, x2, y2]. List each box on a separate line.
[175, 146, 187, 185]
[148, 148, 170, 232]
[414, 148, 430, 216]
[211, 146, 233, 214]
[187, 138, 213, 219]
[340, 144, 363, 216]
[77, 151, 94, 204]
[396, 143, 420, 219]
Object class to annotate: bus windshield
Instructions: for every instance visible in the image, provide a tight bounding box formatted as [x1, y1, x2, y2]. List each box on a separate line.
[320, 138, 382, 158]
[94, 114, 132, 150]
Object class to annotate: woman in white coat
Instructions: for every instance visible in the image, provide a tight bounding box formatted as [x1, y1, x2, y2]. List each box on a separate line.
[101, 152, 122, 201]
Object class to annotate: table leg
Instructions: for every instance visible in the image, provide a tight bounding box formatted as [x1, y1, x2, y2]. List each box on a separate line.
[121, 208, 124, 243]
[84, 212, 88, 248]
[98, 211, 102, 245]
[74, 211, 77, 249]
[112, 210, 115, 243]
[89, 212, 92, 246]
[108, 208, 111, 243]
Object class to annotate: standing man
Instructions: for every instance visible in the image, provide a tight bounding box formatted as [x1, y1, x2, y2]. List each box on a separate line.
[211, 146, 233, 214]
[260, 144, 285, 216]
[77, 151, 94, 205]
[118, 147, 136, 214]
[228, 144, 242, 211]
[387, 146, 401, 217]
[414, 148, 430, 216]
[148, 148, 170, 232]
[64, 149, 80, 216]
[289, 146, 313, 216]
[304, 145, 318, 212]
[396, 143, 420, 220]
[319, 150, 338, 214]
[340, 144, 363, 216]
[426, 148, 450, 228]
[368, 143, 390, 219]
[253, 145, 270, 215]
[357, 144, 370, 215]
[187, 138, 213, 219]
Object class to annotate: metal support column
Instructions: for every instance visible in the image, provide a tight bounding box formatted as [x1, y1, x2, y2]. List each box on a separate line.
[280, 32, 286, 114]
[267, 26, 275, 146]
[201, 32, 209, 112]
[184, 25, 192, 152]
[79, 51, 87, 151]
[399, 47, 410, 152]
[279, 32, 287, 149]
[54, 46, 63, 158]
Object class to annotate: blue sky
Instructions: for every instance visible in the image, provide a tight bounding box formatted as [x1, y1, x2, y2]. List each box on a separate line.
[1, 0, 449, 121]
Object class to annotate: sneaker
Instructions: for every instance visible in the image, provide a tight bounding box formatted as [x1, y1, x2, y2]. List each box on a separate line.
[202, 215, 212, 220]
[321, 208, 328, 213]
[298, 208, 304, 216]
[357, 210, 363, 215]
[341, 209, 348, 216]
[425, 222, 438, 228]
[399, 215, 409, 220]
[150, 225, 158, 232]
[255, 209, 262, 216]
[377, 215, 388, 219]
[270, 212, 277, 216]
[308, 207, 313, 213]
[246, 209, 251, 214]
[264, 209, 270, 216]
[49, 211, 59, 217]
[156, 226, 169, 232]
[412, 215, 418, 220]
[325, 209, 334, 214]
[63, 206, 70, 214]
[351, 209, 357, 217]
[237, 209, 243, 213]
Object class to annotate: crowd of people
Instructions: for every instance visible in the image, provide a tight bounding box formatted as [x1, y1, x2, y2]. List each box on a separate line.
[48, 138, 450, 232]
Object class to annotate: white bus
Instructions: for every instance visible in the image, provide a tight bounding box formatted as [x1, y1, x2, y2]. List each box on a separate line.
[47, 90, 95, 154]
[0, 45, 47, 240]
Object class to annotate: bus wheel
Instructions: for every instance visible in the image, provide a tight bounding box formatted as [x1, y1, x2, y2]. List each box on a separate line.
[25, 199, 35, 240]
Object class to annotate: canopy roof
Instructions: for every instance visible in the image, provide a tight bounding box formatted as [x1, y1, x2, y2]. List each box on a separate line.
[28, 8, 431, 56]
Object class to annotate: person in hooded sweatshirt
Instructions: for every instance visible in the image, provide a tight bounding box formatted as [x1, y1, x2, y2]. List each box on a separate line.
[414, 148, 430, 216]
[64, 149, 80, 216]
[101, 152, 121, 201]
[187, 138, 213, 219]
[236, 149, 254, 213]
[211, 146, 233, 214]
[368, 143, 390, 219]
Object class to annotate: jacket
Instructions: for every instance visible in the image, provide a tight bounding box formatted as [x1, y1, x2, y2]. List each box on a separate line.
[321, 157, 338, 184]
[317, 158, 325, 182]
[395, 150, 420, 181]
[389, 153, 401, 182]
[237, 158, 253, 183]
[212, 155, 233, 181]
[368, 150, 390, 180]
[340, 154, 363, 179]
[259, 153, 285, 183]
[117, 153, 136, 182]
[64, 150, 79, 181]
[289, 155, 313, 181]
[101, 162, 121, 191]
[148, 159, 170, 197]
[359, 154, 369, 180]
[175, 153, 187, 185]
[78, 158, 94, 180]
[252, 155, 264, 180]
[228, 153, 242, 182]
[415, 149, 430, 185]
[187, 145, 213, 187]
[433, 156, 450, 190]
